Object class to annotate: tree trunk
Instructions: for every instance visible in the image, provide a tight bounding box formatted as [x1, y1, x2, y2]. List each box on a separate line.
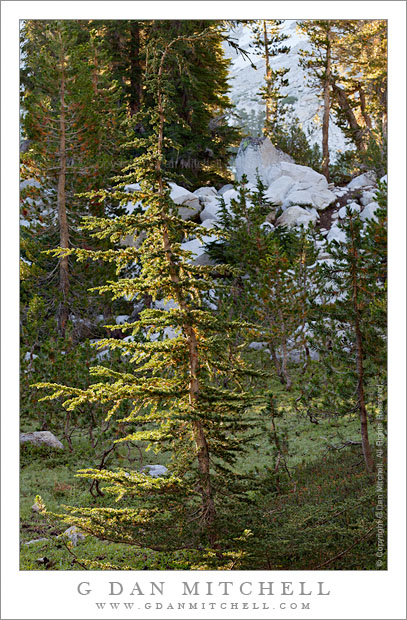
[278, 308, 292, 390]
[129, 21, 143, 116]
[156, 46, 216, 539]
[321, 27, 331, 181]
[332, 83, 366, 152]
[57, 38, 70, 338]
[358, 86, 372, 131]
[263, 20, 271, 125]
[350, 219, 374, 475]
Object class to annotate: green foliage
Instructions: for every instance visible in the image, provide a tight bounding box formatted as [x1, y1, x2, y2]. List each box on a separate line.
[21, 19, 387, 572]
[248, 20, 290, 131]
[20, 20, 125, 336]
[298, 184, 387, 462]
[34, 26, 268, 561]
[20, 393, 385, 570]
[272, 116, 322, 170]
[206, 176, 321, 389]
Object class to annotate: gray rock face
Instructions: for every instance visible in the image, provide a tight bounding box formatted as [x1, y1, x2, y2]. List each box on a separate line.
[193, 186, 218, 198]
[218, 184, 234, 195]
[282, 187, 336, 211]
[360, 202, 380, 222]
[264, 176, 296, 205]
[347, 171, 377, 189]
[23, 538, 48, 546]
[276, 206, 318, 228]
[20, 431, 64, 450]
[235, 137, 293, 184]
[360, 188, 378, 207]
[169, 182, 202, 220]
[141, 464, 168, 477]
[63, 526, 85, 546]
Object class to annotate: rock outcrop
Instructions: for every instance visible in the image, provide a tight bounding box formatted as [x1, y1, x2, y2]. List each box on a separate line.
[20, 431, 64, 450]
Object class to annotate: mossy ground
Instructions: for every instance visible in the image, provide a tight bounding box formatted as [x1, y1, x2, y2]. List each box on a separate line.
[20, 362, 385, 571]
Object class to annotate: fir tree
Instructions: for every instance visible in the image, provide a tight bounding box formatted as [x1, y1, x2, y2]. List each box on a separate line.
[300, 187, 387, 474]
[21, 20, 124, 337]
[298, 20, 335, 180]
[248, 20, 290, 133]
[207, 177, 320, 389]
[35, 27, 268, 560]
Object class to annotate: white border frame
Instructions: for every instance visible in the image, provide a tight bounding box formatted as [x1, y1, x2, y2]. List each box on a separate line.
[1, 2, 406, 619]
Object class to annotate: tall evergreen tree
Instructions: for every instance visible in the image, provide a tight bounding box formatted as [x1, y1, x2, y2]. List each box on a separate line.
[298, 20, 335, 180]
[207, 177, 320, 389]
[35, 26, 268, 559]
[330, 20, 387, 173]
[20, 20, 123, 337]
[299, 189, 387, 474]
[249, 20, 290, 132]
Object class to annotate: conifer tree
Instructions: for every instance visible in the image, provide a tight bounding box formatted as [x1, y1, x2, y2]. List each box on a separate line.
[35, 27, 268, 559]
[330, 20, 387, 173]
[298, 20, 335, 180]
[249, 20, 290, 132]
[20, 20, 123, 337]
[207, 177, 320, 389]
[299, 189, 387, 474]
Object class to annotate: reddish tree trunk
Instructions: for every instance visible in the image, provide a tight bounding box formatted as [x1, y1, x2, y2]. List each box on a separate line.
[321, 27, 331, 181]
[57, 38, 70, 338]
[350, 219, 374, 475]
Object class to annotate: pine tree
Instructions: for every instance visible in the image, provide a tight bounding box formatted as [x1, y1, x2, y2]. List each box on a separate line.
[248, 20, 290, 132]
[20, 20, 123, 337]
[330, 20, 387, 173]
[207, 177, 320, 389]
[298, 20, 335, 180]
[299, 189, 387, 474]
[35, 26, 268, 560]
[100, 19, 240, 188]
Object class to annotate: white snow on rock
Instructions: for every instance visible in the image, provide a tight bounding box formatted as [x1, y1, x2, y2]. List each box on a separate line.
[276, 206, 318, 228]
[168, 182, 202, 220]
[360, 202, 380, 222]
[347, 171, 377, 190]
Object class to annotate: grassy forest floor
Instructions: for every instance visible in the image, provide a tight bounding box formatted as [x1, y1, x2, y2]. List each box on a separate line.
[20, 357, 385, 571]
